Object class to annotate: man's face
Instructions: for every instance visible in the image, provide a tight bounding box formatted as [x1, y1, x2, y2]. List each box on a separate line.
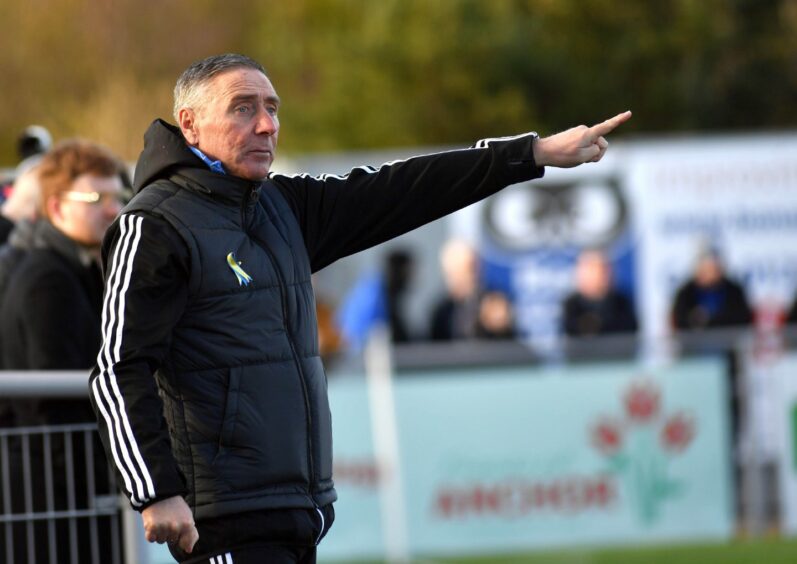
[184, 68, 280, 181]
[575, 251, 611, 299]
[53, 174, 123, 247]
[695, 256, 723, 287]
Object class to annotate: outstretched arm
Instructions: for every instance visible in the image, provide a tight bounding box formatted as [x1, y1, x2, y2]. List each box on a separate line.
[275, 131, 544, 271]
[275, 111, 631, 271]
[533, 111, 632, 168]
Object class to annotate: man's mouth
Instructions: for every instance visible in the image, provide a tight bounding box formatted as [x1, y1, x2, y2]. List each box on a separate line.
[249, 149, 272, 157]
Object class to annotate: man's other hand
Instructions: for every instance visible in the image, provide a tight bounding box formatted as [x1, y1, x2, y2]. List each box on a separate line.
[141, 495, 199, 554]
[533, 111, 632, 168]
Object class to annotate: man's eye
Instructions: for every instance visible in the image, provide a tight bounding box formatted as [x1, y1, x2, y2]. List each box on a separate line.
[236, 105, 251, 114]
[266, 106, 278, 116]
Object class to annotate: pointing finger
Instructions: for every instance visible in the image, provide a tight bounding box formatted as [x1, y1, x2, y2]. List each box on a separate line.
[589, 110, 632, 138]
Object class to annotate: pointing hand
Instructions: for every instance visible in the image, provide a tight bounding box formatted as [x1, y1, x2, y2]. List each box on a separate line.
[533, 111, 632, 168]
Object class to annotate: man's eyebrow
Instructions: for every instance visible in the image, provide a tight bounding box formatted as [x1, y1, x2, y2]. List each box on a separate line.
[230, 94, 281, 106]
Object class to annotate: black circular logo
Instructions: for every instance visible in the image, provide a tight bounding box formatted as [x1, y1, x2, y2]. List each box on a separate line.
[483, 179, 627, 250]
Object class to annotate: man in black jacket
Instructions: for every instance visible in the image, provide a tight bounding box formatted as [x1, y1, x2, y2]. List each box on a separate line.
[0, 139, 125, 562]
[2, 139, 124, 382]
[562, 249, 638, 337]
[671, 245, 753, 330]
[89, 53, 631, 563]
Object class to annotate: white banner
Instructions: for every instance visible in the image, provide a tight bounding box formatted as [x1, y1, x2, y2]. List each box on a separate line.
[626, 135, 797, 339]
[322, 358, 733, 561]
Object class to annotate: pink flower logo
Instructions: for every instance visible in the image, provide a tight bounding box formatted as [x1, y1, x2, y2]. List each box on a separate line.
[661, 412, 695, 453]
[589, 379, 697, 524]
[591, 419, 623, 455]
[623, 382, 660, 423]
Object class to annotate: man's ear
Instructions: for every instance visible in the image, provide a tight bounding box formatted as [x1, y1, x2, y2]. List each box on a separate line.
[46, 195, 64, 226]
[178, 108, 199, 145]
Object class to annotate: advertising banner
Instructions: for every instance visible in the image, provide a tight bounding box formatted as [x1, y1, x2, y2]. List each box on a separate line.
[626, 135, 797, 339]
[322, 357, 733, 561]
[446, 134, 797, 348]
[448, 151, 635, 351]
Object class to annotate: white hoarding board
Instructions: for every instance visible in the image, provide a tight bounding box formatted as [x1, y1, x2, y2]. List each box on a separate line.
[626, 135, 797, 339]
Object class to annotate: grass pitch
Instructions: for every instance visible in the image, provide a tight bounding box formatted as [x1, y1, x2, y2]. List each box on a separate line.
[355, 537, 797, 564]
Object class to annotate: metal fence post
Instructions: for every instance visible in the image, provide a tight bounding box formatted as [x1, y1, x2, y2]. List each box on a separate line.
[122, 497, 150, 564]
[365, 324, 411, 564]
[737, 333, 770, 536]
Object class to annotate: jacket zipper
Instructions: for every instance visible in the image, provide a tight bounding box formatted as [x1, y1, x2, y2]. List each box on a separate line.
[243, 189, 316, 493]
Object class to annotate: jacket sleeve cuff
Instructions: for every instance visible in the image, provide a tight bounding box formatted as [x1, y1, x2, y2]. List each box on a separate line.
[474, 132, 546, 185]
[135, 482, 190, 513]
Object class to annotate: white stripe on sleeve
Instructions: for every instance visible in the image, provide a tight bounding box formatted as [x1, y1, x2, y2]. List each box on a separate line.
[474, 131, 536, 149]
[93, 214, 156, 505]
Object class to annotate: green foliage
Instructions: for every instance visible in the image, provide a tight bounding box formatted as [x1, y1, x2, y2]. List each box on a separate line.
[1, 0, 795, 165]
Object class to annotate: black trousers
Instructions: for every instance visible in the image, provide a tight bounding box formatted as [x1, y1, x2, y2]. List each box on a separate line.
[170, 504, 335, 564]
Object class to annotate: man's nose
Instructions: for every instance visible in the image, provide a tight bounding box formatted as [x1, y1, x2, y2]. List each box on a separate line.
[255, 111, 278, 135]
[256, 114, 278, 135]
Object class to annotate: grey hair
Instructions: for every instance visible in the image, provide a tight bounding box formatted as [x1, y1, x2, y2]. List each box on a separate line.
[173, 53, 268, 122]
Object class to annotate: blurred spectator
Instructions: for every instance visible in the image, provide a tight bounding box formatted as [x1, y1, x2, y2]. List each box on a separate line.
[313, 274, 343, 361]
[337, 249, 416, 350]
[562, 249, 637, 337]
[0, 125, 51, 240]
[783, 279, 797, 326]
[671, 244, 752, 491]
[0, 157, 44, 245]
[0, 164, 43, 287]
[430, 239, 516, 340]
[317, 295, 343, 360]
[787, 298, 797, 326]
[430, 239, 480, 340]
[0, 165, 43, 426]
[16, 124, 53, 165]
[0, 139, 124, 371]
[384, 250, 415, 343]
[0, 210, 12, 244]
[0, 139, 123, 562]
[671, 245, 753, 330]
[476, 290, 516, 339]
[2, 124, 51, 190]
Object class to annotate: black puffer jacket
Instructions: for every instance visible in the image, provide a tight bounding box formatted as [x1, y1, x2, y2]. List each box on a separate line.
[2, 220, 103, 372]
[89, 119, 543, 520]
[1, 220, 103, 429]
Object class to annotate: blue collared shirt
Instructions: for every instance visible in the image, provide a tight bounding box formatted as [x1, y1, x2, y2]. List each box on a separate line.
[188, 146, 226, 175]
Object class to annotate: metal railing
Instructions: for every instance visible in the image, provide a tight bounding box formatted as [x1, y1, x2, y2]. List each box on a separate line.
[0, 423, 122, 564]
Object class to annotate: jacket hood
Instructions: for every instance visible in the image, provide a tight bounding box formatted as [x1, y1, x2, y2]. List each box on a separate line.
[132, 119, 261, 207]
[133, 119, 207, 194]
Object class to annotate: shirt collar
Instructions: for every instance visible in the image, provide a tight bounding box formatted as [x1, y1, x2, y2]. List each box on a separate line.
[188, 146, 227, 175]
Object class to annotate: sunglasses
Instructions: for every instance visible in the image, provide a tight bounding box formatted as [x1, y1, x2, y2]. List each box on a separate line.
[60, 190, 128, 206]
